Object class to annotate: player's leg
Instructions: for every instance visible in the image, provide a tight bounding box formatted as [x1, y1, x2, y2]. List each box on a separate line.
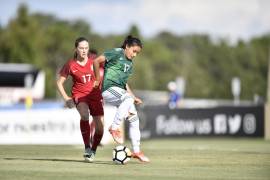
[76, 101, 94, 162]
[126, 105, 150, 163]
[103, 87, 149, 162]
[88, 99, 104, 157]
[76, 102, 90, 148]
[102, 87, 133, 144]
[89, 120, 95, 148]
[111, 94, 134, 129]
[91, 116, 104, 152]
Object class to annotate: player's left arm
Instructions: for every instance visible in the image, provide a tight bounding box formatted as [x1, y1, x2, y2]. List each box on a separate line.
[126, 83, 143, 105]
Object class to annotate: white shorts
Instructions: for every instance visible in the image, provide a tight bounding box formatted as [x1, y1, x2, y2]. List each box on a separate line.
[102, 86, 134, 107]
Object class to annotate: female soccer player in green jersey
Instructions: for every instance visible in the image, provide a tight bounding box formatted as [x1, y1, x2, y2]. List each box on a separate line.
[93, 35, 149, 163]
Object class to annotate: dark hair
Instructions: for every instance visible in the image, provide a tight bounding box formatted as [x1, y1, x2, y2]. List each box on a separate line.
[121, 35, 143, 49]
[88, 48, 98, 59]
[89, 48, 98, 55]
[73, 37, 89, 59]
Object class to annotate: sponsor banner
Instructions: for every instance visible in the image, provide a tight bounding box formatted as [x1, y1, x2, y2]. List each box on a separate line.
[132, 105, 264, 139]
[0, 106, 117, 144]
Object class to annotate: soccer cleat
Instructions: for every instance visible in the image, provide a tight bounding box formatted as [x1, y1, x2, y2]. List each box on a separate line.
[109, 126, 124, 144]
[131, 152, 150, 163]
[83, 148, 95, 162]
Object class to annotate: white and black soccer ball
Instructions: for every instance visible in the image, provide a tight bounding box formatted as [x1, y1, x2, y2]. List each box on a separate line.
[112, 145, 132, 165]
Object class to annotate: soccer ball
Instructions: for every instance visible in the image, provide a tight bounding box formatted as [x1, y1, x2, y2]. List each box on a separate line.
[112, 145, 132, 165]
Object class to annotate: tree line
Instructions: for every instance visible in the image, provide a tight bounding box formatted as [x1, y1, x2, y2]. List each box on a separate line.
[0, 4, 269, 101]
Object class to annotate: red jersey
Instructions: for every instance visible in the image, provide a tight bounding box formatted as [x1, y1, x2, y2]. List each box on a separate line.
[88, 54, 104, 89]
[59, 58, 102, 100]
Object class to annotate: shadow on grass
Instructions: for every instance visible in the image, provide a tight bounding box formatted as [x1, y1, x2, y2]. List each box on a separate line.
[3, 157, 116, 165]
[2, 157, 142, 165]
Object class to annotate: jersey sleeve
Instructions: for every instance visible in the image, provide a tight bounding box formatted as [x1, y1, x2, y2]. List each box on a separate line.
[103, 48, 122, 62]
[59, 61, 71, 78]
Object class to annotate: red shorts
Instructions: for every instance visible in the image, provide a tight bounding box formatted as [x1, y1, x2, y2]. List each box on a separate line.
[73, 96, 104, 116]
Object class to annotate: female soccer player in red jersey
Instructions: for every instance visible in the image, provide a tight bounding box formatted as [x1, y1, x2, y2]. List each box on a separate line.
[56, 37, 104, 162]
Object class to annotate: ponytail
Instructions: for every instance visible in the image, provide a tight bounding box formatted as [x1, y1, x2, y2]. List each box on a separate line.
[121, 35, 142, 49]
[73, 52, 78, 59]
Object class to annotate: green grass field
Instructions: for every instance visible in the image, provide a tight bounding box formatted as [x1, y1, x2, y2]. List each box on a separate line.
[0, 138, 270, 180]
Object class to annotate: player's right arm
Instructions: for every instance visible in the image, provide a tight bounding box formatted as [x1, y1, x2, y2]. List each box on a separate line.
[56, 76, 74, 108]
[93, 55, 106, 88]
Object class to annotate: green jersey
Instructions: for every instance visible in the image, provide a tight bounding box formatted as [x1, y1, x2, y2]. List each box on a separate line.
[102, 48, 133, 92]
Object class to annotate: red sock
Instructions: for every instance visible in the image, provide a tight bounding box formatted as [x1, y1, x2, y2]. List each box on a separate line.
[90, 120, 96, 139]
[91, 129, 103, 152]
[89, 120, 95, 147]
[80, 120, 90, 148]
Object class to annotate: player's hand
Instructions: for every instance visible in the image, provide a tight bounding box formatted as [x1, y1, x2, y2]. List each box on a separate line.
[65, 99, 75, 108]
[93, 80, 100, 88]
[134, 97, 143, 105]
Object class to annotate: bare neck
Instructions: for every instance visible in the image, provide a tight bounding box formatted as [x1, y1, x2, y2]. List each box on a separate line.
[76, 57, 88, 66]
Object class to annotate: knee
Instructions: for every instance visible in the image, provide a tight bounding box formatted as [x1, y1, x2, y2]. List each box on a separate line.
[127, 114, 139, 124]
[80, 113, 89, 121]
[128, 104, 137, 118]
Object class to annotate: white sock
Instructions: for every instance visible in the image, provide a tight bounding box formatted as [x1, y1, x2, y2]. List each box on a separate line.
[128, 116, 141, 153]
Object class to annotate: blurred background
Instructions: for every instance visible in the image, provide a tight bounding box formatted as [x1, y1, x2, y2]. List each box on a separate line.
[0, 0, 269, 144]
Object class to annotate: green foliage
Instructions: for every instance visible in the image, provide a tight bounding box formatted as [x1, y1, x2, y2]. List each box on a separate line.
[0, 4, 269, 100]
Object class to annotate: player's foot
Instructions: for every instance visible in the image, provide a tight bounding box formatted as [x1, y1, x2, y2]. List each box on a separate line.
[83, 148, 95, 162]
[109, 126, 124, 144]
[131, 151, 150, 163]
